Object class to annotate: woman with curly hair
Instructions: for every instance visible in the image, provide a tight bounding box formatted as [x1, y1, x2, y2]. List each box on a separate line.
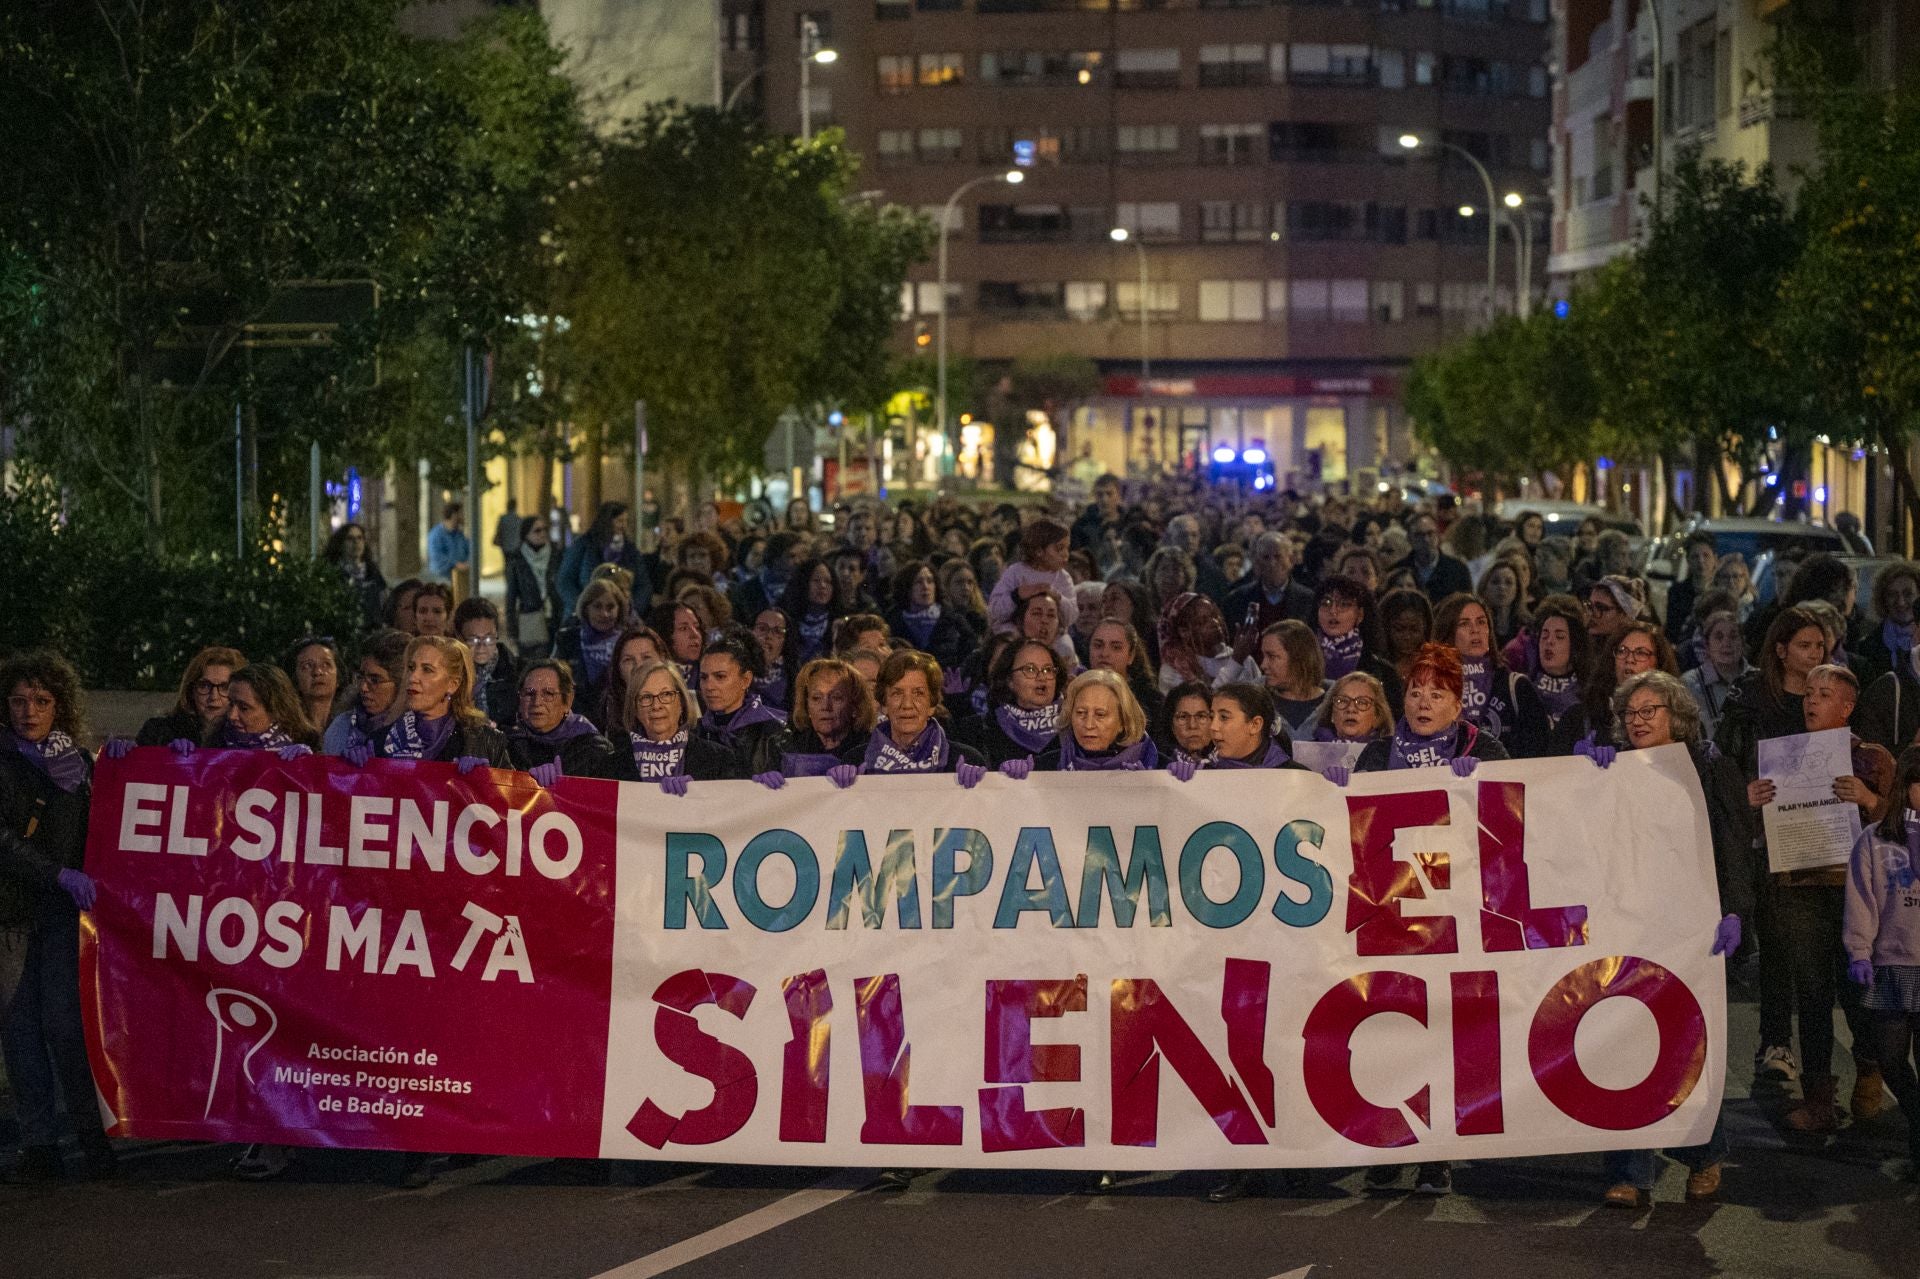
[1156, 592, 1248, 692]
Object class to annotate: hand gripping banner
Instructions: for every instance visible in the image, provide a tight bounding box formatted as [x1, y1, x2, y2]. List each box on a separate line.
[81, 745, 1724, 1168]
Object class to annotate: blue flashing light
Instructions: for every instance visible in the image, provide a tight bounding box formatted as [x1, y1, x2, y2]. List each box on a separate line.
[1595, 456, 1613, 471]
[1243, 447, 1268, 466]
[1552, 299, 1570, 319]
[1764, 473, 1780, 487]
[1013, 140, 1036, 167]
[1212, 445, 1237, 465]
[1253, 474, 1272, 491]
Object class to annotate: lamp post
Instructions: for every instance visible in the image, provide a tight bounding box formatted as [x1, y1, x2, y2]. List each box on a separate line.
[935, 170, 1024, 473]
[1401, 133, 1498, 323]
[1109, 227, 1151, 382]
[724, 20, 836, 131]
[1502, 191, 1534, 319]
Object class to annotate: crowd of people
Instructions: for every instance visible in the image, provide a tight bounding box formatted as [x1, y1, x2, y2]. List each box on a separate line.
[4, 476, 1919, 1204]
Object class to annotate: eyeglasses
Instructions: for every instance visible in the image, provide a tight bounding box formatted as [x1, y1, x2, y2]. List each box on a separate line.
[1172, 711, 1211, 725]
[357, 672, 393, 688]
[467, 635, 498, 649]
[1332, 696, 1376, 713]
[1617, 646, 1657, 663]
[1011, 664, 1055, 680]
[193, 679, 231, 698]
[636, 691, 680, 709]
[520, 688, 563, 702]
[1622, 703, 1670, 723]
[754, 623, 789, 636]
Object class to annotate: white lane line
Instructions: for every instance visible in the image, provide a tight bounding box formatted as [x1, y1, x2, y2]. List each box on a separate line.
[589, 1168, 875, 1279]
[1267, 1269, 1315, 1279]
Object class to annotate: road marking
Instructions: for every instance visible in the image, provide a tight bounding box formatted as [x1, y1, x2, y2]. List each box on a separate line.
[588, 1168, 874, 1279]
[1267, 1268, 1314, 1279]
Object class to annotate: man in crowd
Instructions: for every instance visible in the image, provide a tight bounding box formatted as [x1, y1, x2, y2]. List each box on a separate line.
[1395, 511, 1472, 601]
[1226, 532, 1314, 658]
[426, 501, 471, 588]
[1072, 474, 1125, 551]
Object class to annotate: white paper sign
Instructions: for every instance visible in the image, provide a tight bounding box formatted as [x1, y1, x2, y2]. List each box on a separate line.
[1759, 727, 1862, 873]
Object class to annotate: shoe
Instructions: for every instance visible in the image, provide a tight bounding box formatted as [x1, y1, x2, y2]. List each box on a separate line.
[231, 1143, 289, 1182]
[1364, 1164, 1401, 1189]
[1414, 1163, 1451, 1196]
[1603, 1182, 1648, 1209]
[1783, 1075, 1844, 1134]
[75, 1132, 117, 1183]
[876, 1168, 917, 1191]
[1757, 1046, 1799, 1082]
[1088, 1170, 1120, 1195]
[1684, 1162, 1722, 1201]
[1205, 1170, 1265, 1203]
[6, 1146, 63, 1184]
[1851, 1068, 1890, 1122]
[396, 1153, 441, 1190]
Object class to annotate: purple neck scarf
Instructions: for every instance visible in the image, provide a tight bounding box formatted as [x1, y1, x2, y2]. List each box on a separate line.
[1171, 745, 1213, 770]
[898, 604, 942, 650]
[345, 706, 395, 753]
[994, 701, 1061, 754]
[1534, 671, 1580, 724]
[1060, 735, 1158, 771]
[1318, 628, 1364, 680]
[222, 722, 294, 752]
[699, 694, 784, 749]
[514, 712, 598, 746]
[798, 609, 832, 661]
[578, 623, 618, 688]
[754, 664, 789, 711]
[384, 711, 457, 761]
[629, 729, 688, 779]
[779, 747, 845, 778]
[1209, 739, 1290, 770]
[1388, 718, 1465, 770]
[1885, 619, 1915, 664]
[1459, 655, 1496, 724]
[7, 729, 88, 793]
[864, 719, 950, 773]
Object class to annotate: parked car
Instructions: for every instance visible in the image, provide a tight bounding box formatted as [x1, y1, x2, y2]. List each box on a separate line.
[1643, 516, 1848, 617]
[1492, 499, 1644, 539]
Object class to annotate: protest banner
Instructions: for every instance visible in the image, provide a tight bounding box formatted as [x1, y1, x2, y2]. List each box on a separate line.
[82, 745, 1725, 1168]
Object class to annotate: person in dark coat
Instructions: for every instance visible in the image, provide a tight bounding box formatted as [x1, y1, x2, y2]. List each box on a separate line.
[780, 558, 845, 675]
[323, 522, 388, 633]
[135, 645, 246, 747]
[347, 636, 510, 771]
[1854, 561, 1920, 687]
[760, 658, 876, 778]
[1432, 592, 1550, 759]
[557, 501, 651, 620]
[1085, 619, 1164, 728]
[953, 640, 1067, 766]
[886, 560, 977, 672]
[454, 598, 520, 733]
[692, 631, 787, 774]
[606, 660, 741, 785]
[1226, 532, 1316, 659]
[1391, 512, 1473, 603]
[1352, 642, 1511, 775]
[554, 579, 630, 731]
[503, 514, 562, 659]
[1035, 669, 1158, 772]
[0, 652, 116, 1183]
[836, 651, 988, 784]
[506, 659, 619, 781]
[1310, 573, 1404, 717]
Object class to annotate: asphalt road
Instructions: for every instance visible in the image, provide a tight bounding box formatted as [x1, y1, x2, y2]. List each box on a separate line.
[3, 994, 1913, 1279]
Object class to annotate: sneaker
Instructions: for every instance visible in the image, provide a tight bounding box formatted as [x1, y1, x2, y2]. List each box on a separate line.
[876, 1168, 918, 1192]
[1364, 1164, 1402, 1190]
[231, 1143, 289, 1182]
[1603, 1182, 1648, 1209]
[1757, 1046, 1800, 1082]
[1087, 1170, 1120, 1195]
[1684, 1162, 1722, 1201]
[1413, 1163, 1451, 1196]
[1852, 1068, 1890, 1122]
[5, 1146, 63, 1185]
[1205, 1170, 1264, 1203]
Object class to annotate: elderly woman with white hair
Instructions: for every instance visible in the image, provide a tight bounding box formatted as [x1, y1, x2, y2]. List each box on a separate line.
[1036, 669, 1158, 771]
[1583, 668, 1755, 1208]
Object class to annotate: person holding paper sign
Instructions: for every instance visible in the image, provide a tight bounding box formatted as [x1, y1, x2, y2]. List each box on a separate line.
[1747, 664, 1892, 1131]
[1595, 670, 1754, 1206]
[1843, 749, 1920, 1173]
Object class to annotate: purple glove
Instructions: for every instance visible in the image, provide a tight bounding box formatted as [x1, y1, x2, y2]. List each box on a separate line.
[942, 668, 967, 695]
[1575, 737, 1616, 769]
[169, 737, 196, 757]
[661, 774, 691, 797]
[1169, 758, 1199, 783]
[1849, 958, 1875, 987]
[529, 761, 563, 788]
[343, 742, 375, 768]
[1325, 765, 1351, 788]
[101, 737, 135, 760]
[57, 868, 96, 912]
[999, 757, 1034, 781]
[1710, 914, 1742, 957]
[455, 755, 488, 776]
[1449, 756, 1479, 778]
[827, 763, 859, 789]
[277, 744, 312, 762]
[956, 760, 986, 789]
[752, 770, 787, 790]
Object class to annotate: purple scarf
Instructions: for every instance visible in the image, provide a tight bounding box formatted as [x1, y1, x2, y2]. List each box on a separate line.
[343, 706, 393, 755]
[7, 729, 88, 793]
[754, 664, 789, 711]
[1534, 671, 1580, 724]
[1170, 746, 1213, 770]
[1318, 628, 1365, 680]
[1060, 735, 1158, 771]
[797, 608, 832, 662]
[1459, 656, 1496, 727]
[629, 729, 688, 779]
[578, 623, 618, 689]
[780, 750, 846, 778]
[994, 700, 1061, 754]
[513, 712, 599, 747]
[222, 722, 294, 752]
[699, 694, 785, 750]
[863, 719, 951, 773]
[1209, 739, 1290, 770]
[383, 711, 457, 761]
[1387, 718, 1465, 770]
[898, 605, 942, 650]
[1885, 619, 1915, 666]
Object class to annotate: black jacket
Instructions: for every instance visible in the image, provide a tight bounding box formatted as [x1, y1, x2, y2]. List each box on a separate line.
[692, 709, 788, 776]
[401, 720, 512, 769]
[506, 729, 621, 780]
[1688, 739, 1759, 924]
[136, 707, 212, 749]
[340, 560, 389, 633]
[0, 748, 93, 925]
[504, 548, 561, 651]
[765, 727, 868, 772]
[1713, 669, 1805, 781]
[953, 709, 1056, 766]
[606, 733, 743, 783]
[1225, 577, 1316, 647]
[553, 622, 615, 730]
[885, 607, 978, 672]
[472, 652, 521, 734]
[1392, 552, 1474, 603]
[1855, 664, 1920, 757]
[1355, 721, 1510, 772]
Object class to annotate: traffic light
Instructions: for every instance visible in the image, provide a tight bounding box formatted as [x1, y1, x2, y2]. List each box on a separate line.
[913, 320, 931, 348]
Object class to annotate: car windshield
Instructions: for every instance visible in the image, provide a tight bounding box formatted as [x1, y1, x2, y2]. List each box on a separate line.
[1708, 529, 1843, 561]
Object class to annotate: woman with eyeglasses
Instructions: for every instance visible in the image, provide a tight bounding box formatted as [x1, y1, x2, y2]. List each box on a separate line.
[1036, 670, 1157, 772]
[134, 646, 247, 748]
[507, 659, 618, 784]
[954, 640, 1068, 766]
[556, 579, 630, 729]
[453, 598, 519, 732]
[750, 608, 793, 710]
[321, 630, 411, 758]
[284, 637, 342, 736]
[1586, 669, 1752, 1207]
[1298, 672, 1393, 779]
[323, 522, 388, 632]
[1311, 574, 1403, 713]
[504, 514, 562, 659]
[608, 660, 741, 790]
[1551, 620, 1678, 756]
[1157, 681, 1216, 769]
[834, 651, 989, 789]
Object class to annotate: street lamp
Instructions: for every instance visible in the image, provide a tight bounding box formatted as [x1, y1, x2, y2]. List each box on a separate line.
[935, 169, 1024, 474]
[1503, 192, 1533, 319]
[1402, 133, 1499, 323]
[1109, 227, 1151, 382]
[724, 19, 837, 135]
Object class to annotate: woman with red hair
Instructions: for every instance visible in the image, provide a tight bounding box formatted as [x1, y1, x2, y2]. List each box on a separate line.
[1350, 642, 1510, 778]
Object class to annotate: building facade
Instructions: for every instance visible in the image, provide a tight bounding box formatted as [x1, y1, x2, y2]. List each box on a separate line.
[736, 0, 1553, 489]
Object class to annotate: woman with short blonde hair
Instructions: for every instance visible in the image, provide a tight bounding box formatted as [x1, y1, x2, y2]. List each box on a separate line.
[1040, 669, 1156, 771]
